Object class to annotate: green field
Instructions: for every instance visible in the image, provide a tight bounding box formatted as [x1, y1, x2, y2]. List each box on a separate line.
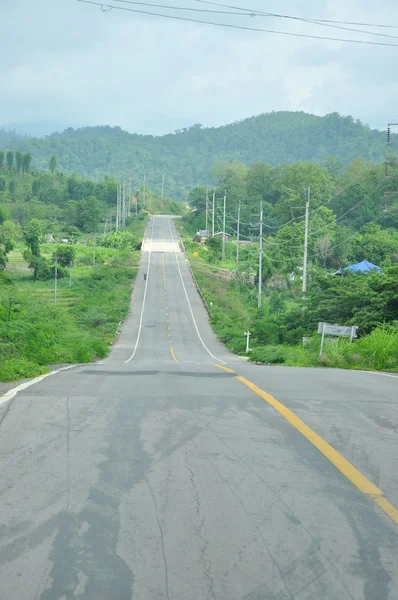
[0, 216, 147, 382]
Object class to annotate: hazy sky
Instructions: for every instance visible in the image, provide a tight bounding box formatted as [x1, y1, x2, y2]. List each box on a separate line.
[1, 0, 398, 135]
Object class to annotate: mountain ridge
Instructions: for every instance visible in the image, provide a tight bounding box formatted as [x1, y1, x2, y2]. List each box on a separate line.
[0, 111, 394, 199]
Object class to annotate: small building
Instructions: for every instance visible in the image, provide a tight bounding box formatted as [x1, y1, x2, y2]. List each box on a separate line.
[193, 229, 210, 244]
[334, 261, 382, 276]
[214, 232, 231, 241]
[45, 234, 55, 243]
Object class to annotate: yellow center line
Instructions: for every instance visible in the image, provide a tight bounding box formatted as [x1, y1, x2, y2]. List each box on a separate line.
[170, 346, 179, 363]
[212, 364, 398, 525]
[213, 364, 236, 374]
[162, 248, 179, 364]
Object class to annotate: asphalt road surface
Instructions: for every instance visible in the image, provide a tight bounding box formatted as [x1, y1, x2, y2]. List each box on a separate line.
[1, 216, 397, 600]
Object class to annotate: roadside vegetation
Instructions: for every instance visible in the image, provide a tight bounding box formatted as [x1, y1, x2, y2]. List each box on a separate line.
[0, 151, 181, 382]
[182, 157, 398, 372]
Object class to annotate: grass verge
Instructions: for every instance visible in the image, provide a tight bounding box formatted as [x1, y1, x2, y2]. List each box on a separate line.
[0, 240, 143, 383]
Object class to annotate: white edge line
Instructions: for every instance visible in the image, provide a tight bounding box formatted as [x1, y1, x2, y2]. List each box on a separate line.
[361, 370, 398, 379]
[168, 219, 227, 365]
[0, 364, 78, 408]
[124, 217, 154, 363]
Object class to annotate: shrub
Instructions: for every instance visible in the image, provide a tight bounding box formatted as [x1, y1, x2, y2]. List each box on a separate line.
[52, 245, 76, 266]
[249, 345, 288, 364]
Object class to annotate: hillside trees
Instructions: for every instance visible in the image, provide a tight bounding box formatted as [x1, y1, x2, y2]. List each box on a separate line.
[0, 111, 394, 198]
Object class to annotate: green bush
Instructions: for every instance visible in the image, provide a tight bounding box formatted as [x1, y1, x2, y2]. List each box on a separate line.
[0, 358, 49, 382]
[249, 345, 289, 364]
[52, 245, 76, 266]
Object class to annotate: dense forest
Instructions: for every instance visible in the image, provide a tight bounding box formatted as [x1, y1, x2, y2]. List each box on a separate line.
[183, 154, 398, 370]
[0, 112, 395, 199]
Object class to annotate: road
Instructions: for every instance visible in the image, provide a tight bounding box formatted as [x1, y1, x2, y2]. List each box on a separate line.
[0, 215, 397, 600]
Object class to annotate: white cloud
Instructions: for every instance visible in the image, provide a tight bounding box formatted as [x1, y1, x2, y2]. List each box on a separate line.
[0, 0, 398, 134]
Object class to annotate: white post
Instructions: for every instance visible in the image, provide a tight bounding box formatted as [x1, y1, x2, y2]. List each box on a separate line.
[302, 186, 310, 294]
[258, 202, 263, 309]
[319, 322, 326, 356]
[244, 331, 251, 353]
[212, 188, 215, 237]
[222, 189, 226, 262]
[69, 261, 72, 288]
[236, 199, 241, 276]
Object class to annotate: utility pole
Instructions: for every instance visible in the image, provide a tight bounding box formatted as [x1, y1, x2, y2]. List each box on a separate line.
[93, 235, 97, 267]
[54, 256, 58, 305]
[120, 183, 124, 229]
[302, 187, 310, 294]
[116, 184, 120, 231]
[69, 261, 72, 288]
[258, 202, 263, 309]
[222, 189, 227, 262]
[122, 184, 126, 228]
[161, 172, 165, 198]
[386, 123, 398, 176]
[205, 188, 209, 233]
[236, 199, 241, 276]
[212, 188, 215, 237]
[128, 178, 132, 217]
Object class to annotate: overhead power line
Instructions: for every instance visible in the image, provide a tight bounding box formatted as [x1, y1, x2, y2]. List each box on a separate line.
[192, 1, 398, 30]
[107, 0, 398, 40]
[76, 0, 398, 47]
[111, 0, 253, 16]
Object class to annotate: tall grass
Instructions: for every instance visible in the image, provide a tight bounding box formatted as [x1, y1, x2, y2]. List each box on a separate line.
[0, 253, 139, 382]
[249, 326, 398, 372]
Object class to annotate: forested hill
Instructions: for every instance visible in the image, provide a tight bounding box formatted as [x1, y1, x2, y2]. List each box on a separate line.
[0, 111, 394, 198]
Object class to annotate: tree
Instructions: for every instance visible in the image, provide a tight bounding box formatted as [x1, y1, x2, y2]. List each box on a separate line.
[15, 151, 23, 173]
[49, 155, 57, 173]
[52, 245, 75, 267]
[272, 163, 334, 223]
[351, 224, 398, 265]
[23, 219, 42, 257]
[8, 180, 17, 203]
[205, 236, 222, 263]
[0, 177, 6, 192]
[23, 153, 32, 173]
[0, 225, 14, 270]
[0, 206, 9, 225]
[0, 151, 4, 169]
[76, 196, 103, 232]
[64, 225, 81, 244]
[6, 151, 14, 171]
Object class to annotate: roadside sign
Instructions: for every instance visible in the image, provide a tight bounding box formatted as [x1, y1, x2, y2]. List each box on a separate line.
[193, 252, 199, 257]
[198, 230, 210, 237]
[318, 322, 358, 356]
[317, 323, 358, 338]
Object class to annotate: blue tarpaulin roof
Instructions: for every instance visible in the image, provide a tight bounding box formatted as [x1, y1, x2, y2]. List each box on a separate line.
[335, 261, 382, 275]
